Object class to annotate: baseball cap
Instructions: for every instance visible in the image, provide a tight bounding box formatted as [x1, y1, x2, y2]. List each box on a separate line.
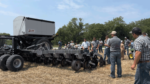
[110, 31, 117, 34]
[130, 27, 142, 35]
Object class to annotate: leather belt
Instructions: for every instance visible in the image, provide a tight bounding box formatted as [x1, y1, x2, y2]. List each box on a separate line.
[138, 60, 150, 64]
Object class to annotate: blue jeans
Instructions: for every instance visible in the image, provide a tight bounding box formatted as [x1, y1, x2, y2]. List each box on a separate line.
[110, 51, 122, 78]
[99, 46, 103, 53]
[134, 62, 150, 84]
[103, 48, 110, 64]
[131, 45, 133, 49]
[93, 48, 98, 53]
[124, 46, 129, 55]
[84, 48, 89, 53]
[58, 46, 62, 49]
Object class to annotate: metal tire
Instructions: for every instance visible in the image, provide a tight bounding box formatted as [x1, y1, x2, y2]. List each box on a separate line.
[91, 60, 98, 68]
[44, 58, 50, 65]
[71, 60, 81, 71]
[0, 54, 10, 71]
[52, 58, 58, 66]
[99, 57, 104, 67]
[61, 59, 67, 67]
[6, 55, 24, 71]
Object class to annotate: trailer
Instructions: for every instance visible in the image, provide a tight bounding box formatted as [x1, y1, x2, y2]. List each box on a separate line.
[0, 16, 104, 72]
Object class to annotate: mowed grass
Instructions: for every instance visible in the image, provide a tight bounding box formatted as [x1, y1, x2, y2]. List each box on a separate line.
[0, 50, 136, 84]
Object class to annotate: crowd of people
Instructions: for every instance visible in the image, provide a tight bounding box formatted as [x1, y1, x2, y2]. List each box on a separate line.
[58, 27, 150, 84]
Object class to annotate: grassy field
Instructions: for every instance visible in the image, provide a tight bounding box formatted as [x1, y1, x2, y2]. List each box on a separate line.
[0, 51, 136, 84]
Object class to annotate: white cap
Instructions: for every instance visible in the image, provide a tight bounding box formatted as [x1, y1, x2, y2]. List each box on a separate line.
[110, 31, 117, 34]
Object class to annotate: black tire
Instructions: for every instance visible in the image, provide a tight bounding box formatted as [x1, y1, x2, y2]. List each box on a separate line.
[6, 55, 24, 71]
[0, 54, 10, 71]
[91, 60, 98, 68]
[52, 58, 58, 66]
[84, 61, 91, 69]
[71, 60, 81, 71]
[35, 57, 43, 63]
[61, 59, 67, 67]
[44, 58, 50, 65]
[99, 57, 104, 67]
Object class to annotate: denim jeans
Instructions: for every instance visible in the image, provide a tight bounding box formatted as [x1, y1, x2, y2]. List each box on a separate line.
[99, 46, 103, 53]
[134, 62, 150, 84]
[103, 48, 110, 64]
[110, 51, 122, 78]
[131, 45, 133, 49]
[58, 46, 62, 49]
[84, 48, 89, 53]
[124, 46, 129, 55]
[93, 47, 98, 53]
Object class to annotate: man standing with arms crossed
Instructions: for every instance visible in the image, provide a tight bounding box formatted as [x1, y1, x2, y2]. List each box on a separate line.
[91, 37, 99, 53]
[131, 27, 150, 84]
[104, 35, 111, 64]
[105, 31, 122, 78]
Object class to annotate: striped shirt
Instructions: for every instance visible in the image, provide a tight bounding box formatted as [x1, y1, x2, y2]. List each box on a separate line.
[133, 35, 150, 61]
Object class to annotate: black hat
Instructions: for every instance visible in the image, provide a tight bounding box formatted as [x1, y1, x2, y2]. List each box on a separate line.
[131, 27, 142, 35]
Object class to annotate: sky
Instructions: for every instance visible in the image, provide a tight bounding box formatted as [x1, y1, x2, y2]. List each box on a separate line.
[0, 0, 150, 35]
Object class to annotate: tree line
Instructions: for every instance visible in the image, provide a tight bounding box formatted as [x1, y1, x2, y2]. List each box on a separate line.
[0, 16, 150, 46]
[52, 16, 150, 45]
[0, 33, 12, 46]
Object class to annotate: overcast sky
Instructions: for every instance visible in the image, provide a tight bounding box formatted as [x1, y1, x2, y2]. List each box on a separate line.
[0, 0, 150, 35]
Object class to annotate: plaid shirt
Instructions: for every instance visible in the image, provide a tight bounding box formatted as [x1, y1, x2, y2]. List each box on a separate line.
[134, 35, 150, 61]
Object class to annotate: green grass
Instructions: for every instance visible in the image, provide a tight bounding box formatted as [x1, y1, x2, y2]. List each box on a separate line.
[53, 45, 58, 47]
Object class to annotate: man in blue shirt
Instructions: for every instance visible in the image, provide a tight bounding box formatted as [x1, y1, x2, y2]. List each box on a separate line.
[58, 40, 62, 49]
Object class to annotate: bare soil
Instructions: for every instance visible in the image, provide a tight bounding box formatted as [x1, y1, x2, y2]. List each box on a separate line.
[0, 51, 136, 84]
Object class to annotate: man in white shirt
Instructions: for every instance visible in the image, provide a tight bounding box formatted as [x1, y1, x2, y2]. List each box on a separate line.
[81, 38, 90, 53]
[70, 41, 74, 49]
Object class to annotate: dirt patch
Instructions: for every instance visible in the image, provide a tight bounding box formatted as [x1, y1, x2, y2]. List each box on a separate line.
[0, 51, 136, 84]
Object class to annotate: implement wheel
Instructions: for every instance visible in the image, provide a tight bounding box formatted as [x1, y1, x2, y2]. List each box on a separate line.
[0, 54, 10, 71]
[71, 60, 81, 71]
[61, 59, 67, 67]
[52, 58, 58, 66]
[128, 53, 134, 60]
[6, 55, 24, 71]
[99, 57, 104, 67]
[91, 59, 98, 68]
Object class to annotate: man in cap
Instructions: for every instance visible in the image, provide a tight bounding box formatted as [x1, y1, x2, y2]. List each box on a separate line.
[131, 27, 150, 84]
[124, 37, 130, 55]
[81, 38, 90, 53]
[91, 37, 99, 53]
[142, 32, 150, 40]
[105, 31, 122, 78]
